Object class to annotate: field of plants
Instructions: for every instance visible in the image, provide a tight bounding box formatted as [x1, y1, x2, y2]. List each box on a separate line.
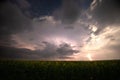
[0, 60, 120, 80]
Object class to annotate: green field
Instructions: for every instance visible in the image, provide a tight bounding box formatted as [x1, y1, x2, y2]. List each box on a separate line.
[0, 60, 120, 80]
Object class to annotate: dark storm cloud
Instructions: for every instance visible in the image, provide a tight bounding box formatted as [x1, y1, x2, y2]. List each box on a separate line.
[0, 1, 32, 48]
[0, 1, 32, 35]
[0, 42, 79, 60]
[15, 0, 31, 9]
[92, 0, 120, 24]
[91, 0, 120, 34]
[57, 43, 79, 56]
[0, 46, 30, 59]
[24, 0, 62, 17]
[0, 35, 15, 47]
[61, 0, 81, 24]
[53, 0, 93, 24]
[33, 42, 79, 59]
[54, 0, 81, 24]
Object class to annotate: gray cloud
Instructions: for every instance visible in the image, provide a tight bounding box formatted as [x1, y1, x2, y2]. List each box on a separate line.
[56, 43, 79, 56]
[0, 42, 79, 60]
[2, 0, 120, 60]
[64, 25, 74, 30]
[0, 1, 32, 35]
[98, 43, 120, 60]
[33, 42, 79, 59]
[90, 0, 120, 34]
[53, 0, 81, 24]
[0, 46, 31, 59]
[0, 1, 32, 48]
[15, 0, 31, 9]
[92, 0, 120, 25]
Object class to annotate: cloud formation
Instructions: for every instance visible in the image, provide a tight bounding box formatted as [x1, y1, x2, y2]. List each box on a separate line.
[1, 0, 120, 60]
[91, 0, 120, 25]
[90, 0, 120, 34]
[0, 42, 79, 60]
[0, 1, 32, 35]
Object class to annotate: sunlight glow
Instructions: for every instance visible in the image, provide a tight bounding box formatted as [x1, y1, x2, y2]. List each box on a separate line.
[46, 37, 79, 50]
[76, 26, 120, 60]
[86, 54, 92, 61]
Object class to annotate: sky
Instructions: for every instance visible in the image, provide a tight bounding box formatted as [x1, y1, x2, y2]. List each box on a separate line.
[0, 0, 120, 61]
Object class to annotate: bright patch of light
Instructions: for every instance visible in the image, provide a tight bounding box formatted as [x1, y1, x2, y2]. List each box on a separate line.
[74, 26, 120, 60]
[84, 33, 106, 51]
[90, 0, 98, 11]
[84, 26, 120, 51]
[86, 54, 93, 61]
[89, 24, 98, 32]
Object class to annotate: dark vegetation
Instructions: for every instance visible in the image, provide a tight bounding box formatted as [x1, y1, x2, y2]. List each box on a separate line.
[0, 60, 120, 80]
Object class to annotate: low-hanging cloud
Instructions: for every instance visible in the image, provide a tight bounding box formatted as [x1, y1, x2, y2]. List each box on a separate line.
[0, 42, 79, 60]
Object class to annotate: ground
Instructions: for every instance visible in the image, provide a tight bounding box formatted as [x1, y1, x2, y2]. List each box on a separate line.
[0, 60, 120, 80]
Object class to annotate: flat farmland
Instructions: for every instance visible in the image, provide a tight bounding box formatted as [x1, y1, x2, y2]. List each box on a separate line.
[0, 60, 120, 80]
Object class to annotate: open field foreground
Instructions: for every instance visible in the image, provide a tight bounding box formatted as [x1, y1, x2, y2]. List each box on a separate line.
[0, 60, 120, 80]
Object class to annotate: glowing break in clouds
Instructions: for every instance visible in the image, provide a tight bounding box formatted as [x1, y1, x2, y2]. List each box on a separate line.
[74, 25, 120, 60]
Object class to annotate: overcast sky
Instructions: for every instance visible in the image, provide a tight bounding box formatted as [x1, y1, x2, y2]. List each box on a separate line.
[0, 0, 120, 61]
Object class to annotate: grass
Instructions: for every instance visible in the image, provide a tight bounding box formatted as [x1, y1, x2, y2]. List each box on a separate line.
[0, 60, 120, 80]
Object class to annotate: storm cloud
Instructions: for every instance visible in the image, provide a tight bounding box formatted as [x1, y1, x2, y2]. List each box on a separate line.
[0, 42, 79, 60]
[91, 0, 120, 25]
[60, 0, 81, 24]
[1, 0, 120, 60]
[90, 0, 120, 34]
[0, 1, 32, 35]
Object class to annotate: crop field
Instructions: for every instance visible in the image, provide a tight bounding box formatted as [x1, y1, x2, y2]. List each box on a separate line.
[0, 60, 120, 80]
